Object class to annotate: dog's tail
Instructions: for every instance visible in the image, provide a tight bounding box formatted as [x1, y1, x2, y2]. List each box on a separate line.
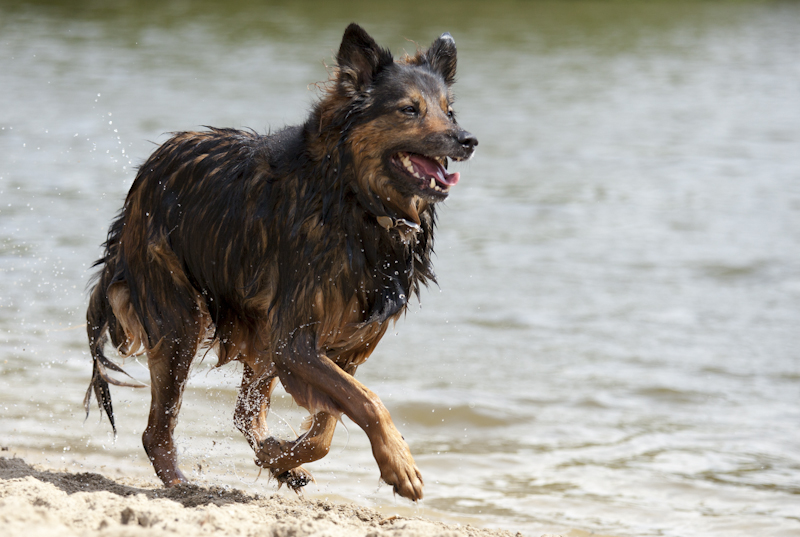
[84, 256, 146, 435]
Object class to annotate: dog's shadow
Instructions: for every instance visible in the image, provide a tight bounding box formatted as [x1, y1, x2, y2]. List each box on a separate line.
[0, 456, 258, 508]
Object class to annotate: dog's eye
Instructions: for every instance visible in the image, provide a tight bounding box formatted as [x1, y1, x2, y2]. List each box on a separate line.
[400, 106, 418, 117]
[446, 110, 455, 121]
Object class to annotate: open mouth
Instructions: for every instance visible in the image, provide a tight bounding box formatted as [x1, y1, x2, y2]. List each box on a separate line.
[391, 152, 460, 196]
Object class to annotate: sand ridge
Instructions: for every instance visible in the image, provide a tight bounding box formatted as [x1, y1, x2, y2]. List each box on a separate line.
[0, 457, 523, 537]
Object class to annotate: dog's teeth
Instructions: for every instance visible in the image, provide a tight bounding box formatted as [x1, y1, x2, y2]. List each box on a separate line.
[430, 178, 436, 189]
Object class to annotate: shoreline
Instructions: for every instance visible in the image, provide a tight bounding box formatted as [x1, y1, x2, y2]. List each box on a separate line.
[0, 456, 525, 537]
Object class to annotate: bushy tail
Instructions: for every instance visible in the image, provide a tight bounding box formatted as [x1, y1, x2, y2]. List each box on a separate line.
[84, 261, 146, 434]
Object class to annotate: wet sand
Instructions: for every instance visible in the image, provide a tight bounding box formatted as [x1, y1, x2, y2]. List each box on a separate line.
[0, 457, 526, 537]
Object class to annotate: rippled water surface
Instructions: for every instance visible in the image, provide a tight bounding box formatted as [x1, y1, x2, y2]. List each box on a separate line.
[1, 2, 799, 535]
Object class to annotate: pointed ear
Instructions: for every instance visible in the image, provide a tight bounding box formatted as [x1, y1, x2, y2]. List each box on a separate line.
[426, 32, 457, 85]
[336, 23, 394, 95]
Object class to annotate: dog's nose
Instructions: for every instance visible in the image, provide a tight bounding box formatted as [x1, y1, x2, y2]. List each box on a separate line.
[457, 130, 478, 150]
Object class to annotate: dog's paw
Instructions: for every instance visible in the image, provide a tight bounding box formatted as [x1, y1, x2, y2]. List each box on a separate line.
[272, 466, 315, 492]
[255, 436, 293, 467]
[254, 437, 315, 493]
[382, 461, 424, 501]
[164, 476, 188, 488]
[372, 434, 424, 501]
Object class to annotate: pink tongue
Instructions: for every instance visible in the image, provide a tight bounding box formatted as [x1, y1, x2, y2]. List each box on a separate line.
[408, 154, 460, 186]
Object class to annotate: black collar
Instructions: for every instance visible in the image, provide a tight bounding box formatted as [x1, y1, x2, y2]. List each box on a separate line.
[376, 215, 420, 243]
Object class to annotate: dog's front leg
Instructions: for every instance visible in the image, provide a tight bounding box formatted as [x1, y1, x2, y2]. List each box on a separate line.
[234, 361, 278, 452]
[272, 333, 423, 501]
[255, 410, 338, 490]
[236, 358, 331, 491]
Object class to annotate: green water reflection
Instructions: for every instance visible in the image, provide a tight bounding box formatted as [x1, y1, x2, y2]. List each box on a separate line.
[1, 0, 769, 53]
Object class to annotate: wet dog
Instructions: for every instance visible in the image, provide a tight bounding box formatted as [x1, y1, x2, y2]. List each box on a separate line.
[85, 23, 477, 501]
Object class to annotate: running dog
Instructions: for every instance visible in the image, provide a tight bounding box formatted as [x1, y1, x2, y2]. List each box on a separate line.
[85, 23, 477, 501]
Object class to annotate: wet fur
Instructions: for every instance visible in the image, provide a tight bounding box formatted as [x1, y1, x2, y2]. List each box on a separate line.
[85, 24, 476, 501]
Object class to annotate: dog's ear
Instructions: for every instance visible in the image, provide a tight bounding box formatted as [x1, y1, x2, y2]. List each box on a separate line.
[336, 23, 394, 95]
[426, 32, 457, 85]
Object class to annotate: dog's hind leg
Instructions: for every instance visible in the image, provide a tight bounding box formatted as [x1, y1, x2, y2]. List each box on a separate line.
[141, 331, 201, 487]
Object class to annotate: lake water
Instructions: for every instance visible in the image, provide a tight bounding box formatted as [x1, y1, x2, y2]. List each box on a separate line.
[1, 1, 799, 535]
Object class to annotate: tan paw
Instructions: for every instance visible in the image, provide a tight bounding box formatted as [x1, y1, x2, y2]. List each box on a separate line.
[382, 462, 424, 501]
[372, 435, 424, 501]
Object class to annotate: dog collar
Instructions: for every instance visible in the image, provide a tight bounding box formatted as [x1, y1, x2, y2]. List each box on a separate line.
[376, 215, 420, 243]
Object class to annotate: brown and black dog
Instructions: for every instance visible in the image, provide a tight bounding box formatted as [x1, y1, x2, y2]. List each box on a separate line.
[84, 23, 476, 501]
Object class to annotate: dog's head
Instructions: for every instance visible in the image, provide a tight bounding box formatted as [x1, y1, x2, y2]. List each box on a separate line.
[321, 24, 477, 221]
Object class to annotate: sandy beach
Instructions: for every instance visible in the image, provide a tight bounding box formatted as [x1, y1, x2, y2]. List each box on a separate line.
[0, 457, 532, 537]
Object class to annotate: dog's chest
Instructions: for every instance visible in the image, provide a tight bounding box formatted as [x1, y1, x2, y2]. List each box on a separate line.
[311, 237, 415, 362]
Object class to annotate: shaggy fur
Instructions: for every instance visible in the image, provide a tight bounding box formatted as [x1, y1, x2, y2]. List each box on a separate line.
[85, 23, 477, 501]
